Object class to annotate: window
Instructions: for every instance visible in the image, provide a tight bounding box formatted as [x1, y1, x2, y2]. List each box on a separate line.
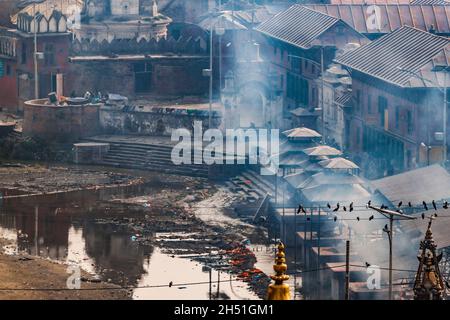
[134, 62, 152, 93]
[395, 106, 400, 129]
[367, 94, 372, 114]
[407, 110, 413, 134]
[356, 127, 361, 146]
[378, 96, 388, 127]
[6, 64, 11, 76]
[21, 43, 27, 64]
[291, 58, 301, 73]
[356, 90, 361, 112]
[286, 72, 309, 106]
[44, 44, 55, 66]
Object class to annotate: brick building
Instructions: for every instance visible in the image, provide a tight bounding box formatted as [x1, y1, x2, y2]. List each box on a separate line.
[0, 10, 71, 113]
[254, 5, 368, 131]
[335, 26, 450, 178]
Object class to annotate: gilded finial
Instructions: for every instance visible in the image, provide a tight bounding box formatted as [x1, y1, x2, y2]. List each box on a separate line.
[267, 242, 291, 300]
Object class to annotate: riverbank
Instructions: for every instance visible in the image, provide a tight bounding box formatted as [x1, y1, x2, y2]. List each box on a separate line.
[0, 239, 130, 300]
[0, 163, 272, 299]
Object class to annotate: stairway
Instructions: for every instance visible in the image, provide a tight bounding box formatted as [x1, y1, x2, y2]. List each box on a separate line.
[90, 140, 210, 178]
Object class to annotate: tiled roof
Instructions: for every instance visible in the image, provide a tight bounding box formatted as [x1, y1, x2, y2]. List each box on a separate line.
[410, 0, 449, 4]
[255, 5, 341, 49]
[335, 26, 450, 87]
[304, 4, 450, 35]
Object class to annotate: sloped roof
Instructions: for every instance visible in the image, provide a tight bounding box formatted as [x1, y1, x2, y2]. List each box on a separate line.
[303, 145, 343, 157]
[302, 183, 371, 202]
[319, 157, 359, 169]
[335, 26, 450, 88]
[334, 90, 353, 106]
[371, 164, 450, 204]
[282, 127, 322, 139]
[329, 0, 411, 3]
[255, 5, 341, 49]
[304, 4, 450, 35]
[410, 0, 449, 4]
[401, 211, 450, 249]
[303, 171, 365, 189]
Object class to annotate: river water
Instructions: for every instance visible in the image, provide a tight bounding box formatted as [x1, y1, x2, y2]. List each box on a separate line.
[0, 186, 259, 300]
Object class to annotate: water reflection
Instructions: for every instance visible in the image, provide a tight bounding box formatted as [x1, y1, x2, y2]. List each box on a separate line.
[0, 190, 259, 300]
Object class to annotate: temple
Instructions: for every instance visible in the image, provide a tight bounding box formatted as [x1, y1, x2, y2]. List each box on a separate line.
[413, 217, 445, 300]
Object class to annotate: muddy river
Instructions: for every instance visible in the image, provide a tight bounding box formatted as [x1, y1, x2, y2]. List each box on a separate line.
[0, 186, 261, 300]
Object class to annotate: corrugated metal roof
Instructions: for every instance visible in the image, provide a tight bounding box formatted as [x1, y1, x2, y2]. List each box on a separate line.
[255, 5, 341, 49]
[335, 26, 450, 87]
[334, 90, 353, 106]
[330, 0, 411, 3]
[410, 0, 449, 4]
[371, 164, 450, 204]
[304, 4, 450, 35]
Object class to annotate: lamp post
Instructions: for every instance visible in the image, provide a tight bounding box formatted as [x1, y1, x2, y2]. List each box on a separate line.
[367, 204, 416, 300]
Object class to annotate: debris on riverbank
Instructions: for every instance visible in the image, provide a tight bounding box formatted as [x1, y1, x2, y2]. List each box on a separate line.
[0, 239, 130, 300]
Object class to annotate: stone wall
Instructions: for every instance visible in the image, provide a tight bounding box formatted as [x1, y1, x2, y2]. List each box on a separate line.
[66, 57, 209, 98]
[23, 99, 101, 142]
[100, 106, 222, 136]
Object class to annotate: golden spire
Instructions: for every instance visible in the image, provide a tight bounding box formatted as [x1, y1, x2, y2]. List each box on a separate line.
[413, 216, 445, 300]
[267, 242, 291, 300]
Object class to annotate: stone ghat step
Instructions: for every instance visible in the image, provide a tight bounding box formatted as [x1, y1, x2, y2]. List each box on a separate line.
[102, 155, 210, 172]
[103, 152, 217, 166]
[99, 160, 209, 178]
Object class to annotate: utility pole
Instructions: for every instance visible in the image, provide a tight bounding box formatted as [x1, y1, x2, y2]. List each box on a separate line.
[33, 2, 39, 99]
[345, 240, 350, 300]
[209, 266, 212, 300]
[367, 204, 416, 300]
[208, 11, 213, 130]
[321, 47, 325, 141]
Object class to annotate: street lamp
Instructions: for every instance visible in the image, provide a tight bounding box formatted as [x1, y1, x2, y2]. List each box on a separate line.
[288, 53, 325, 140]
[397, 66, 449, 164]
[367, 204, 416, 300]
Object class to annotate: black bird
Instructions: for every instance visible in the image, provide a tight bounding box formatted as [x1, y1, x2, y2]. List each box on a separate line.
[408, 202, 412, 208]
[343, 206, 347, 212]
[365, 262, 371, 267]
[383, 224, 389, 233]
[327, 203, 331, 209]
[434, 213, 438, 218]
[422, 213, 425, 220]
[369, 215, 374, 221]
[398, 201, 402, 208]
[357, 217, 360, 221]
[333, 206, 339, 212]
[432, 200, 437, 211]
[423, 201, 428, 211]
[367, 200, 371, 206]
[380, 204, 387, 210]
[169, 281, 173, 288]
[444, 201, 449, 209]
[334, 216, 337, 222]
